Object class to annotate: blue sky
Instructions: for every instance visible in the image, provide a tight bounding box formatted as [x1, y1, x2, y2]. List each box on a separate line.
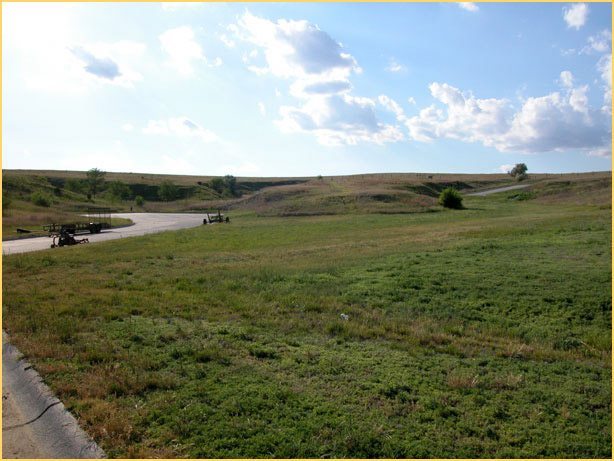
[3, 2, 612, 176]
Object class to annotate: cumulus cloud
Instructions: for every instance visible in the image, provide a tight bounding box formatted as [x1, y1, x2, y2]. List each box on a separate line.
[276, 94, 404, 146]
[559, 70, 574, 89]
[386, 58, 407, 73]
[458, 3, 479, 12]
[143, 117, 217, 142]
[378, 94, 406, 121]
[70, 47, 121, 80]
[563, 3, 588, 30]
[160, 26, 220, 75]
[235, 12, 402, 146]
[237, 12, 359, 81]
[597, 54, 612, 108]
[581, 30, 611, 54]
[67, 41, 145, 87]
[405, 80, 611, 156]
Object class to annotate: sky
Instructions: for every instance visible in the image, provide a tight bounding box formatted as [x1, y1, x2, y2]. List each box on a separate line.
[2, 2, 612, 177]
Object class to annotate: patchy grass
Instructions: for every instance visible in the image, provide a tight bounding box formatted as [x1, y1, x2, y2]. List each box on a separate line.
[2, 179, 611, 458]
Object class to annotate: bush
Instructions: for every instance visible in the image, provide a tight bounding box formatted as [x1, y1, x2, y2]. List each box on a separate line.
[135, 195, 145, 207]
[438, 188, 463, 209]
[31, 191, 52, 207]
[158, 180, 178, 201]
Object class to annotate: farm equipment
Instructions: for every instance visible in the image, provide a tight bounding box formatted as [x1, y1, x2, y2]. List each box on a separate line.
[203, 210, 230, 224]
[45, 207, 111, 248]
[50, 228, 89, 248]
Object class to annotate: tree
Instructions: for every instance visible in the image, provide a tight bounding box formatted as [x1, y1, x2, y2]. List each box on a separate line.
[508, 163, 528, 181]
[158, 180, 179, 201]
[438, 187, 463, 209]
[107, 181, 131, 200]
[209, 177, 225, 194]
[86, 168, 106, 197]
[135, 195, 145, 207]
[223, 175, 238, 197]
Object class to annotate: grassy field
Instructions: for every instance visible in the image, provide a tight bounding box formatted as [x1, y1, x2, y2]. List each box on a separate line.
[2, 173, 612, 457]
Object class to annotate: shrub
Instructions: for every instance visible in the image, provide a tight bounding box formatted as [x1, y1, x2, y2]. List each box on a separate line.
[438, 188, 463, 209]
[135, 195, 145, 207]
[31, 191, 52, 207]
[158, 180, 178, 201]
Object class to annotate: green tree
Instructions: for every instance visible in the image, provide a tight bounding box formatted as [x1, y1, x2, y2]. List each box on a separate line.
[209, 177, 225, 194]
[508, 163, 528, 181]
[107, 181, 131, 200]
[86, 168, 106, 197]
[438, 187, 463, 209]
[135, 195, 145, 207]
[158, 180, 179, 201]
[224, 175, 238, 197]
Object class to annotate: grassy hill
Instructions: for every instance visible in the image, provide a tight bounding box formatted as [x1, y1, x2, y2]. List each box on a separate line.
[1, 169, 611, 457]
[3, 169, 610, 239]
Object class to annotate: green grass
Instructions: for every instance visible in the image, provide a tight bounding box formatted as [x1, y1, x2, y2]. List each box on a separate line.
[2, 188, 611, 457]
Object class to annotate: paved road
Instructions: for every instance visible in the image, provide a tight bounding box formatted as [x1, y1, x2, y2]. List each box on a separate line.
[466, 184, 530, 197]
[2, 212, 205, 255]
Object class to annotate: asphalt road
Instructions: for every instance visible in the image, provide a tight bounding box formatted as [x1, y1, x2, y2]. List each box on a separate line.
[465, 184, 530, 196]
[2, 212, 206, 255]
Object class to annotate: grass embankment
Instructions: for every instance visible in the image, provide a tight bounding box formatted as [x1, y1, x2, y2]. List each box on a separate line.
[3, 180, 611, 458]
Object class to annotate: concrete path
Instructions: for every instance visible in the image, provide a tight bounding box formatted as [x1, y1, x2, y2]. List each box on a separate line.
[3, 212, 205, 255]
[466, 184, 530, 196]
[2, 333, 105, 458]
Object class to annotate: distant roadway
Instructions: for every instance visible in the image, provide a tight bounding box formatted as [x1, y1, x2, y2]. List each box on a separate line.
[465, 184, 531, 197]
[2, 212, 206, 255]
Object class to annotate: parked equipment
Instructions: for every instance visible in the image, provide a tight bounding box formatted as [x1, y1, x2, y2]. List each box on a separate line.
[50, 228, 89, 248]
[45, 207, 110, 248]
[203, 210, 230, 224]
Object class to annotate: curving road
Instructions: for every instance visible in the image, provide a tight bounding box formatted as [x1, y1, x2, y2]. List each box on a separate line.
[2, 213, 206, 255]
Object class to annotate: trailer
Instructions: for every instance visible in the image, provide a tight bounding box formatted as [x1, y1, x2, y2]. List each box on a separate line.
[44, 207, 111, 248]
[203, 210, 230, 224]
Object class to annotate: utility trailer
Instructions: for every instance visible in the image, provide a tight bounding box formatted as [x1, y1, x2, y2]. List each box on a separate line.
[44, 207, 112, 248]
[203, 210, 230, 224]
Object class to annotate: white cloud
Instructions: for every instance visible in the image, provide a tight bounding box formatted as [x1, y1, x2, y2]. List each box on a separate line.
[559, 70, 574, 88]
[4, 4, 144, 91]
[563, 3, 588, 30]
[143, 117, 218, 142]
[378, 94, 406, 121]
[405, 81, 611, 155]
[122, 123, 134, 132]
[237, 12, 359, 81]
[458, 3, 479, 13]
[386, 58, 407, 73]
[581, 30, 611, 54]
[498, 164, 515, 173]
[597, 54, 612, 109]
[68, 41, 145, 87]
[219, 34, 235, 48]
[236, 12, 401, 147]
[258, 102, 267, 116]
[276, 94, 404, 146]
[160, 26, 207, 76]
[407, 97, 417, 105]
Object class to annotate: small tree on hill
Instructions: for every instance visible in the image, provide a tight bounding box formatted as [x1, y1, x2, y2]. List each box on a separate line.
[508, 163, 528, 181]
[158, 180, 179, 201]
[86, 168, 106, 197]
[438, 187, 463, 209]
